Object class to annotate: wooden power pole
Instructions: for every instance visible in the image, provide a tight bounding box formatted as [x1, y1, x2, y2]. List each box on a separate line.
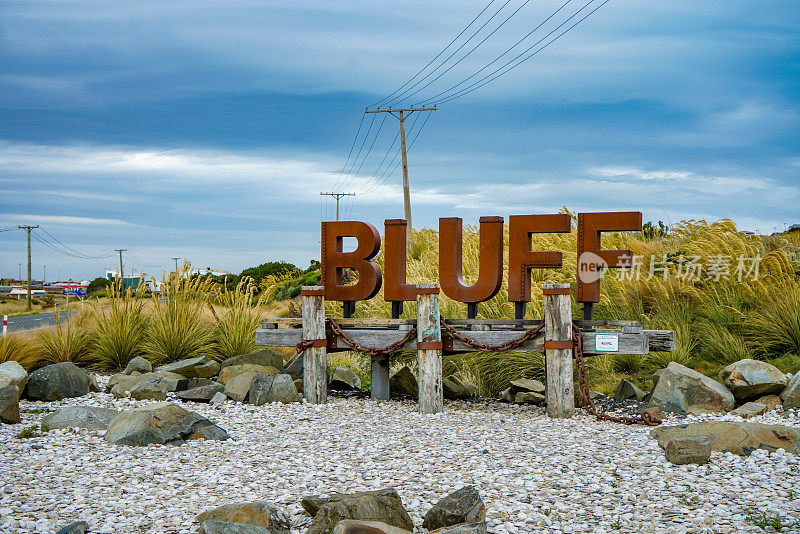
[115, 249, 126, 292]
[18, 225, 39, 311]
[320, 192, 355, 221]
[365, 106, 436, 249]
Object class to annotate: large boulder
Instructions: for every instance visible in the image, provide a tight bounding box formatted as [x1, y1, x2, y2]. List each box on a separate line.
[24, 362, 89, 401]
[225, 372, 259, 403]
[614, 379, 646, 402]
[651, 421, 800, 456]
[389, 366, 418, 397]
[664, 436, 712, 465]
[219, 364, 279, 385]
[422, 487, 486, 531]
[199, 521, 274, 534]
[730, 402, 768, 419]
[282, 354, 303, 381]
[196, 502, 290, 534]
[755, 394, 782, 411]
[718, 359, 788, 400]
[509, 379, 545, 396]
[781, 373, 800, 409]
[176, 383, 224, 402]
[443, 375, 477, 400]
[155, 356, 220, 379]
[123, 356, 152, 375]
[647, 362, 734, 414]
[330, 366, 361, 391]
[249, 374, 299, 405]
[55, 521, 89, 534]
[42, 406, 118, 431]
[104, 402, 229, 446]
[221, 349, 284, 371]
[0, 385, 20, 424]
[302, 489, 404, 517]
[129, 377, 169, 401]
[306, 488, 414, 534]
[109, 371, 187, 398]
[0, 361, 27, 399]
[333, 521, 411, 534]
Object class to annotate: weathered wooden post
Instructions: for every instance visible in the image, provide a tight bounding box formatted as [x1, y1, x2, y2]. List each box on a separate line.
[416, 284, 443, 414]
[371, 355, 390, 400]
[301, 286, 327, 404]
[543, 283, 574, 418]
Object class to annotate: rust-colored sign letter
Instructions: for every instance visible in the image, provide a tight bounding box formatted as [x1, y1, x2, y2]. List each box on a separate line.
[439, 216, 504, 303]
[577, 212, 642, 303]
[383, 219, 415, 302]
[508, 214, 572, 302]
[321, 221, 382, 301]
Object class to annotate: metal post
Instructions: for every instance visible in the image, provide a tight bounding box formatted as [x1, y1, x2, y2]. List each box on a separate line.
[416, 284, 443, 414]
[2, 315, 7, 337]
[543, 283, 575, 418]
[301, 286, 327, 404]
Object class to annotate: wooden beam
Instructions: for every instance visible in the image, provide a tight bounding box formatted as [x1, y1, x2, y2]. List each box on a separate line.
[301, 286, 327, 404]
[416, 284, 443, 414]
[544, 283, 574, 418]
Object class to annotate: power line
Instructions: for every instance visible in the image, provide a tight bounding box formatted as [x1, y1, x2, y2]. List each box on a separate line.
[336, 112, 389, 193]
[37, 226, 115, 259]
[335, 112, 378, 192]
[433, 0, 611, 105]
[361, 111, 429, 196]
[329, 112, 367, 193]
[370, 0, 501, 108]
[418, 0, 575, 105]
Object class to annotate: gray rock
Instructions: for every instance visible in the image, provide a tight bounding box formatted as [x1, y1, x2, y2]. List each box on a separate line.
[294, 379, 303, 394]
[651, 421, 800, 456]
[104, 402, 229, 446]
[110, 371, 187, 398]
[664, 436, 712, 465]
[88, 373, 100, 393]
[614, 379, 646, 401]
[196, 501, 290, 534]
[55, 521, 89, 534]
[443, 375, 477, 400]
[0, 361, 27, 398]
[333, 520, 412, 534]
[225, 372, 259, 403]
[718, 359, 788, 400]
[781, 373, 800, 409]
[0, 385, 20, 424]
[647, 362, 734, 414]
[389, 366, 418, 397]
[199, 521, 273, 534]
[123, 356, 152, 375]
[282, 354, 303, 380]
[155, 355, 219, 378]
[219, 364, 279, 385]
[514, 391, 544, 404]
[497, 388, 514, 403]
[509, 379, 545, 395]
[330, 366, 361, 391]
[210, 392, 228, 404]
[302, 489, 403, 517]
[422, 486, 486, 531]
[176, 383, 224, 402]
[129, 377, 169, 401]
[730, 402, 768, 419]
[249, 374, 299, 405]
[307, 488, 414, 534]
[221, 349, 285, 371]
[430, 522, 488, 534]
[24, 362, 89, 401]
[42, 406, 118, 431]
[755, 394, 782, 411]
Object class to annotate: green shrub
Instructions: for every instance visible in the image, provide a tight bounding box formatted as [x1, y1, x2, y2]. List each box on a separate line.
[209, 277, 267, 361]
[0, 335, 38, 369]
[38, 310, 94, 366]
[745, 285, 800, 359]
[93, 292, 149, 370]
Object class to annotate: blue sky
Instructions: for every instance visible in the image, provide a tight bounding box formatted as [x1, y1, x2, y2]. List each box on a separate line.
[0, 0, 798, 280]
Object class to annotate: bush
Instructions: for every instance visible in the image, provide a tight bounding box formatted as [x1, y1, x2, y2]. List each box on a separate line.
[209, 277, 267, 361]
[0, 334, 37, 369]
[93, 290, 149, 370]
[745, 284, 800, 359]
[38, 310, 94, 366]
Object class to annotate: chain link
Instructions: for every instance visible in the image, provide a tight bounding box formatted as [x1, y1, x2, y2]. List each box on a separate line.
[572, 323, 661, 426]
[440, 319, 545, 352]
[327, 318, 418, 357]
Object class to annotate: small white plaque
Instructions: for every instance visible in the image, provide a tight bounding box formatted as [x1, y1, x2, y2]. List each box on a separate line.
[595, 334, 619, 352]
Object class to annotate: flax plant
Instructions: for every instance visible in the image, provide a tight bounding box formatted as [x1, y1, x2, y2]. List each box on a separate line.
[208, 276, 267, 361]
[38, 308, 94, 366]
[92, 283, 149, 370]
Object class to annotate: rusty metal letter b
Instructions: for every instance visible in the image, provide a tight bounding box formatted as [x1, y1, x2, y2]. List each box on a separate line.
[321, 221, 382, 302]
[439, 216, 503, 303]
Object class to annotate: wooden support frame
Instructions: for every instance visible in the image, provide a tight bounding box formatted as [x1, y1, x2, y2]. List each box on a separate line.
[416, 284, 443, 414]
[300, 286, 327, 404]
[543, 283, 574, 418]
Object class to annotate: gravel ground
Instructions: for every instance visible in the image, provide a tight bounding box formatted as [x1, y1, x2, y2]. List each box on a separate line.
[2, 377, 799, 534]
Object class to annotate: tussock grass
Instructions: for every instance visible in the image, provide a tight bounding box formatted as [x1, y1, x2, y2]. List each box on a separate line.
[0, 333, 38, 369]
[37, 309, 94, 366]
[208, 277, 267, 361]
[92, 285, 149, 371]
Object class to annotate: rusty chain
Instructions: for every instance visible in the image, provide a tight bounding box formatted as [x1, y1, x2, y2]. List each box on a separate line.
[293, 339, 317, 355]
[326, 318, 418, 357]
[572, 323, 661, 426]
[440, 318, 545, 352]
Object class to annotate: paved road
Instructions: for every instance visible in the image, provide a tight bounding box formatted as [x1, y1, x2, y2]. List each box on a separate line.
[4, 311, 72, 333]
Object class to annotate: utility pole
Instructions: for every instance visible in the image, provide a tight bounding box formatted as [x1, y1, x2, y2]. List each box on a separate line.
[18, 225, 39, 311]
[365, 105, 436, 249]
[320, 192, 355, 221]
[172, 257, 180, 280]
[115, 249, 126, 292]
[43, 265, 46, 284]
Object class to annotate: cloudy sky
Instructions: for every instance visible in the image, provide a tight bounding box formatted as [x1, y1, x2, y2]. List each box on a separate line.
[0, 0, 798, 280]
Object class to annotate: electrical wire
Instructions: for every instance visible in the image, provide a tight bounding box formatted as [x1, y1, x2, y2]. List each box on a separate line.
[433, 0, 610, 104]
[329, 112, 366, 193]
[336, 112, 389, 193]
[370, 0, 500, 109]
[33, 228, 115, 259]
[417, 0, 574, 105]
[360, 112, 429, 196]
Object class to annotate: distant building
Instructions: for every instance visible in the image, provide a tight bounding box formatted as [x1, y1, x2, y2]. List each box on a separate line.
[104, 270, 163, 292]
[189, 268, 230, 277]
